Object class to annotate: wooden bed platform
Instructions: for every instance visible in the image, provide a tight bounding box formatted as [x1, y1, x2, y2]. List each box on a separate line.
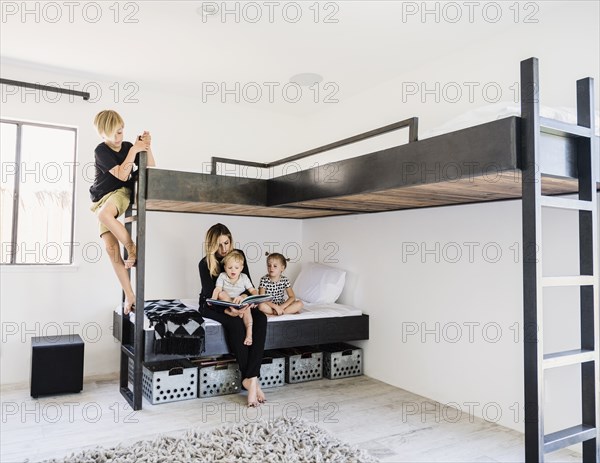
[142, 116, 598, 219]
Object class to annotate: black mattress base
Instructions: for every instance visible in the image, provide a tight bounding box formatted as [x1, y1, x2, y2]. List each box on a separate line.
[113, 311, 369, 362]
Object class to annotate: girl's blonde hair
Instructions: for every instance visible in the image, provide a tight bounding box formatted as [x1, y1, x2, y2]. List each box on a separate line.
[266, 252, 289, 269]
[94, 110, 124, 138]
[204, 223, 234, 277]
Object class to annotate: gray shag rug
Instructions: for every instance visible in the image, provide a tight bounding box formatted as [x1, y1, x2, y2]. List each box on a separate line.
[43, 416, 378, 462]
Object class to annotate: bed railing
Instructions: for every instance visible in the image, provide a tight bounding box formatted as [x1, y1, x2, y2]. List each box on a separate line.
[210, 116, 418, 175]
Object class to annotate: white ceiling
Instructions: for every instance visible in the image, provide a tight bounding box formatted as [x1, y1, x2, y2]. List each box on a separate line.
[1, 1, 598, 116]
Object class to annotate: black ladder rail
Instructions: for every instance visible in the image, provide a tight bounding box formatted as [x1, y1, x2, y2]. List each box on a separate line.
[521, 57, 599, 461]
[576, 77, 600, 462]
[119, 152, 148, 411]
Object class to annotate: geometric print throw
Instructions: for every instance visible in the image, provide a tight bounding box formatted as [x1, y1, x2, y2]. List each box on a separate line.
[143, 299, 205, 355]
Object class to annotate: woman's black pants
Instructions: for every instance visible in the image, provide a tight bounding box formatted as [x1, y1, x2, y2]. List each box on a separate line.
[200, 306, 267, 379]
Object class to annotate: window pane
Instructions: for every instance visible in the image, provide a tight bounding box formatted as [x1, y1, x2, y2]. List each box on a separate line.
[0, 122, 17, 264]
[17, 125, 76, 264]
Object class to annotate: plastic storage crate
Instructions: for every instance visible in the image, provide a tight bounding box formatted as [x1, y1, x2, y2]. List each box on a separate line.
[280, 346, 323, 384]
[128, 359, 198, 404]
[258, 351, 285, 389]
[195, 356, 241, 398]
[321, 343, 363, 379]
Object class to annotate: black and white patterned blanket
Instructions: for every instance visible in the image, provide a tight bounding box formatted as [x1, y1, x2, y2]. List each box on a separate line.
[144, 300, 205, 355]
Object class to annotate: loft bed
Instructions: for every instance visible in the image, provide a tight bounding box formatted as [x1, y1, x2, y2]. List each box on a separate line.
[118, 58, 599, 462]
[137, 114, 597, 217]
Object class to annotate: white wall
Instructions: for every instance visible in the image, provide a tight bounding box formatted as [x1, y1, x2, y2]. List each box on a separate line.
[287, 2, 600, 166]
[0, 61, 303, 385]
[302, 194, 599, 434]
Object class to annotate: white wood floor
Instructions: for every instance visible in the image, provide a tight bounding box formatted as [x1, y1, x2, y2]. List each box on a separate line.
[1, 374, 583, 463]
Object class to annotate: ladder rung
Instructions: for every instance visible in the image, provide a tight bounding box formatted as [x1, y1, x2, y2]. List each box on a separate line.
[544, 424, 596, 453]
[540, 196, 593, 211]
[120, 387, 134, 408]
[543, 349, 596, 369]
[540, 117, 592, 138]
[121, 344, 135, 358]
[542, 276, 596, 287]
[124, 215, 137, 223]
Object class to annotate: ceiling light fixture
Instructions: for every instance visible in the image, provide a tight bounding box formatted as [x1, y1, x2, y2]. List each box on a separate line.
[289, 73, 323, 87]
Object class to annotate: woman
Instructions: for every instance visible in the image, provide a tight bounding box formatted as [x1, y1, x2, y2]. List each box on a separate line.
[198, 223, 268, 407]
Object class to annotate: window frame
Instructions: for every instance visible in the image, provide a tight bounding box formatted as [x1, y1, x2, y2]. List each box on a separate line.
[1, 118, 78, 265]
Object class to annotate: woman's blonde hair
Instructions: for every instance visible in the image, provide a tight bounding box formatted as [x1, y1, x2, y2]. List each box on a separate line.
[204, 223, 234, 277]
[94, 110, 124, 138]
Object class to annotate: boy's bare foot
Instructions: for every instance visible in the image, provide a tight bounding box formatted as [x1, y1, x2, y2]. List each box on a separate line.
[242, 377, 259, 407]
[243, 333, 253, 346]
[124, 242, 137, 269]
[124, 296, 135, 315]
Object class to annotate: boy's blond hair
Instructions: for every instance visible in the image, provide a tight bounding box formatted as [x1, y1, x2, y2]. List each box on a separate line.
[222, 250, 244, 266]
[94, 110, 124, 138]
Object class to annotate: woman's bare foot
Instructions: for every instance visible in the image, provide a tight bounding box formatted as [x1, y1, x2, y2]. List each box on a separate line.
[256, 383, 266, 403]
[242, 377, 259, 407]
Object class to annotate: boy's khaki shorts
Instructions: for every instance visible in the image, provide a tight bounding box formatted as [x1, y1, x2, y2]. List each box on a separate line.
[90, 187, 132, 237]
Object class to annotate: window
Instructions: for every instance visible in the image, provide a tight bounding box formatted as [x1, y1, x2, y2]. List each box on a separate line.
[1, 120, 77, 264]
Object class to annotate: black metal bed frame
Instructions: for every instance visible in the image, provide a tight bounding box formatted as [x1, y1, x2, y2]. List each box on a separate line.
[210, 117, 418, 175]
[117, 58, 599, 460]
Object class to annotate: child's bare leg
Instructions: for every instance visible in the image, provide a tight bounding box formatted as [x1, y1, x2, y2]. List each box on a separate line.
[218, 291, 233, 302]
[243, 311, 253, 345]
[97, 203, 136, 268]
[102, 232, 135, 314]
[283, 300, 303, 315]
[258, 302, 277, 316]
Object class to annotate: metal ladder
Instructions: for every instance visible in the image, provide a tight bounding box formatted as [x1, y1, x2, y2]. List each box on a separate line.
[118, 152, 148, 411]
[521, 57, 599, 460]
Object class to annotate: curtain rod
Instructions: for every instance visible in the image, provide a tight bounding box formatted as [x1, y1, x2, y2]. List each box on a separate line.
[0, 78, 90, 101]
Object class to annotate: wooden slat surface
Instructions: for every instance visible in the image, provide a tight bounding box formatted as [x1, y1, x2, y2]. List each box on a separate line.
[287, 172, 579, 212]
[146, 200, 350, 218]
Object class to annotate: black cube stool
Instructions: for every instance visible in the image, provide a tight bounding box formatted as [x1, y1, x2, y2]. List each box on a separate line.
[31, 334, 84, 398]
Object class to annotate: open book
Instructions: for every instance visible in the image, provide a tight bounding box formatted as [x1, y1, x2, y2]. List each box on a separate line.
[206, 294, 273, 308]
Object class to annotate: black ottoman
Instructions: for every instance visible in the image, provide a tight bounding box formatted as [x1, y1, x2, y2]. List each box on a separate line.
[31, 334, 84, 398]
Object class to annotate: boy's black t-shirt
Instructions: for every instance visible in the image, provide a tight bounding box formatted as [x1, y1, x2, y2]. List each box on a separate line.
[89, 142, 138, 202]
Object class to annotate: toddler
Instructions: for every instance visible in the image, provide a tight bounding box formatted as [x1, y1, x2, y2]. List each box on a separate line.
[212, 250, 257, 345]
[259, 253, 303, 316]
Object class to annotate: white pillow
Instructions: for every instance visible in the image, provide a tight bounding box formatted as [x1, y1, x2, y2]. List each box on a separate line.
[293, 263, 346, 304]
